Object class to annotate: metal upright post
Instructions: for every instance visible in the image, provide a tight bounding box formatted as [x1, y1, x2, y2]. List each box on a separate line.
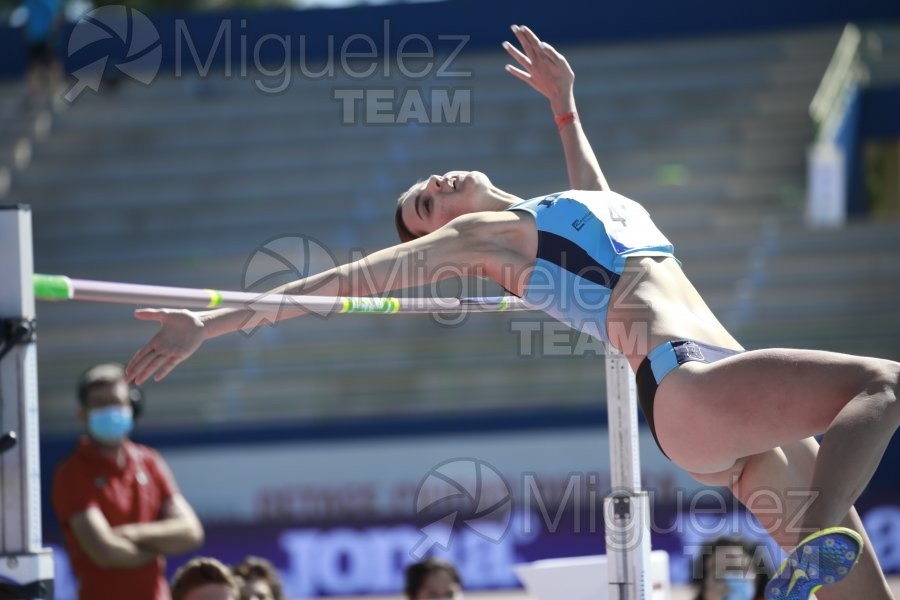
[604, 346, 651, 600]
[0, 205, 54, 598]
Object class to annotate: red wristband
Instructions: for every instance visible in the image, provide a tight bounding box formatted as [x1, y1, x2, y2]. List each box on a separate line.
[555, 111, 577, 130]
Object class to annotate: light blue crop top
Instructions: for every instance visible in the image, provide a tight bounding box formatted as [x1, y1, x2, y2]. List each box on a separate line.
[506, 190, 675, 343]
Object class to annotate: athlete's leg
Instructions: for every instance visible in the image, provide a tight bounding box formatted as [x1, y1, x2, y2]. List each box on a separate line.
[690, 439, 893, 599]
[654, 348, 899, 541]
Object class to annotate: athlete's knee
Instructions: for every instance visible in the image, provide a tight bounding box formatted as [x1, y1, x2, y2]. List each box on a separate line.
[865, 359, 900, 417]
[881, 360, 900, 422]
[867, 360, 900, 398]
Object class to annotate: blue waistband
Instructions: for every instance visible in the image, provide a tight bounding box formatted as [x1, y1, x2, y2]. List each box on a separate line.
[647, 340, 744, 384]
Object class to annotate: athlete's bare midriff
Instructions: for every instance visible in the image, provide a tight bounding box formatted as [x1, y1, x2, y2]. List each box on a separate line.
[607, 256, 743, 372]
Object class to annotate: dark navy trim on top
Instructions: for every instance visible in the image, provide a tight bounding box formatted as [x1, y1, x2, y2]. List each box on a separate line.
[537, 230, 620, 289]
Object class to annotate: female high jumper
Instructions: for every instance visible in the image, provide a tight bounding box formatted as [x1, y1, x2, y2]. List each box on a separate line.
[125, 25, 899, 600]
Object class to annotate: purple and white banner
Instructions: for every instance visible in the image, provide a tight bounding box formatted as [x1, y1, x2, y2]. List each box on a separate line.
[47, 502, 900, 598]
[44, 425, 900, 597]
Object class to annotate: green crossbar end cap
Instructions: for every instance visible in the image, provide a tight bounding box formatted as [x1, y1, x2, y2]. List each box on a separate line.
[33, 274, 73, 300]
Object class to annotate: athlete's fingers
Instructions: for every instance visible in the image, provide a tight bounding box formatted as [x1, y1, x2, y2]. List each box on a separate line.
[142, 352, 170, 385]
[127, 350, 155, 385]
[519, 25, 545, 57]
[154, 356, 183, 382]
[134, 308, 165, 322]
[504, 64, 533, 86]
[511, 25, 537, 61]
[133, 352, 169, 386]
[141, 352, 171, 385]
[502, 40, 531, 69]
[126, 343, 157, 382]
[541, 41, 566, 63]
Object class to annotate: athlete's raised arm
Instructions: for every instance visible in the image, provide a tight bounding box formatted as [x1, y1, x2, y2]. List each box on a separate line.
[503, 25, 610, 192]
[125, 212, 499, 385]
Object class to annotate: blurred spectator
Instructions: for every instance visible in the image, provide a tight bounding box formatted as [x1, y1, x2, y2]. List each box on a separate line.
[232, 556, 285, 600]
[172, 557, 240, 600]
[692, 535, 771, 600]
[404, 557, 463, 600]
[18, 0, 63, 104]
[52, 363, 204, 600]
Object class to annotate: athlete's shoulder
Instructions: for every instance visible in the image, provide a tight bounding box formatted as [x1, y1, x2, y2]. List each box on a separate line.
[447, 207, 535, 259]
[453, 207, 533, 233]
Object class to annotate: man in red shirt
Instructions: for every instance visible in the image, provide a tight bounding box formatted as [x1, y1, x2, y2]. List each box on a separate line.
[53, 363, 204, 600]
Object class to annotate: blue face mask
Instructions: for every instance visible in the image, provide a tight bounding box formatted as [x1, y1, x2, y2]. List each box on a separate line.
[88, 406, 134, 444]
[722, 572, 756, 600]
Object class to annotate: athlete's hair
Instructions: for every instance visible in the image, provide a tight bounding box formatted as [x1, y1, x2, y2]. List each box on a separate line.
[394, 181, 423, 243]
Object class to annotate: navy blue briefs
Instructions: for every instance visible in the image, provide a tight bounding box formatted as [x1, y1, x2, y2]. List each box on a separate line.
[636, 339, 744, 459]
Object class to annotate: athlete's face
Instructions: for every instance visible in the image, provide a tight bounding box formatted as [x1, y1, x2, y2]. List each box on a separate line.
[397, 171, 493, 239]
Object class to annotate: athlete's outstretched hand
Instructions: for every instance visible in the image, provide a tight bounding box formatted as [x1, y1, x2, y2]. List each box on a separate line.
[503, 25, 574, 110]
[125, 309, 206, 384]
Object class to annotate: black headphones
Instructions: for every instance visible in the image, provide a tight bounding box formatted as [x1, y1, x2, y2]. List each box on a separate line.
[77, 363, 145, 420]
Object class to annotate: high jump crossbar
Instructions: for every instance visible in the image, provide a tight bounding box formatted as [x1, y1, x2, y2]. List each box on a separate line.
[32, 273, 533, 314]
[4, 205, 652, 600]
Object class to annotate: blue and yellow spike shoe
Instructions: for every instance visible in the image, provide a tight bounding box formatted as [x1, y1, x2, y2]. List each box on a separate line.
[765, 527, 864, 599]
